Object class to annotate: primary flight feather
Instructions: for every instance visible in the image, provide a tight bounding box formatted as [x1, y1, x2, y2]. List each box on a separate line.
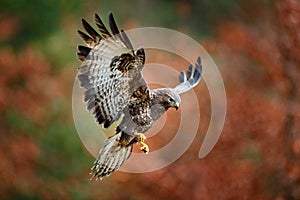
[77, 12, 202, 179]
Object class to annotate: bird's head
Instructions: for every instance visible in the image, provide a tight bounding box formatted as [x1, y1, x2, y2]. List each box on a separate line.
[153, 88, 181, 110]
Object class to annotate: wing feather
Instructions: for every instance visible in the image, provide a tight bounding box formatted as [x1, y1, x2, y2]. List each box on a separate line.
[81, 19, 101, 42]
[173, 57, 202, 94]
[108, 12, 120, 36]
[108, 12, 133, 51]
[77, 30, 95, 47]
[78, 45, 91, 58]
[77, 12, 149, 128]
[120, 29, 134, 50]
[94, 13, 112, 38]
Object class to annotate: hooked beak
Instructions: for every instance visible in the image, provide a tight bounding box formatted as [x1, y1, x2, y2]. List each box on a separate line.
[174, 102, 180, 110]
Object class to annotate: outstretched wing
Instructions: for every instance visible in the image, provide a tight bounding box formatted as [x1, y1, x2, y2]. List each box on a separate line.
[173, 57, 202, 94]
[77, 12, 148, 128]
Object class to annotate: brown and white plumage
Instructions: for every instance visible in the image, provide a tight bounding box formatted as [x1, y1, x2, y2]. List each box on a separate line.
[77, 12, 202, 179]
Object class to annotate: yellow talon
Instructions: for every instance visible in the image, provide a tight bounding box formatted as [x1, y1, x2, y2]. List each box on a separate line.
[137, 133, 149, 154]
[140, 141, 149, 154]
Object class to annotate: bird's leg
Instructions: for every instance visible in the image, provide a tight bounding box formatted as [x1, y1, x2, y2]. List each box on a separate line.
[136, 133, 149, 154]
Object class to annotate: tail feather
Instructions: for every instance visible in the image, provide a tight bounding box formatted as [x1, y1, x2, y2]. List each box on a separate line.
[91, 132, 133, 179]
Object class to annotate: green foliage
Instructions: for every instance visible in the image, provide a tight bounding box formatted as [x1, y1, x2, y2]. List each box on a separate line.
[1, 0, 298, 199]
[0, 0, 85, 48]
[9, 192, 41, 200]
[4, 109, 37, 134]
[38, 120, 91, 179]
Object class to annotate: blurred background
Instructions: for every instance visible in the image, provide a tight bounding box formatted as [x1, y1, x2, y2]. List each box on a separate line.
[0, 0, 300, 199]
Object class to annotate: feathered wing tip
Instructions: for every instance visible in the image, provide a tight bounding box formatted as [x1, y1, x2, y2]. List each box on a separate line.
[81, 18, 101, 42]
[94, 13, 111, 38]
[108, 12, 134, 50]
[77, 45, 91, 61]
[179, 56, 202, 85]
[77, 12, 134, 61]
[90, 132, 133, 180]
[136, 47, 145, 65]
[174, 56, 203, 94]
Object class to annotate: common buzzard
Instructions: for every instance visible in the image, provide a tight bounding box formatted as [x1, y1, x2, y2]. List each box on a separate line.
[77, 12, 202, 179]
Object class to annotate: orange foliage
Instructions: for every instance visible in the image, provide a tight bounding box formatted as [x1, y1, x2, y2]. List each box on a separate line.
[106, 0, 300, 199]
[0, 47, 64, 124]
[0, 16, 66, 199]
[0, 134, 40, 197]
[0, 15, 19, 41]
[0, 0, 300, 199]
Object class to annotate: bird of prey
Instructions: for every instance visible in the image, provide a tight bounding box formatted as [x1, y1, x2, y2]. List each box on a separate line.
[77, 12, 202, 179]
